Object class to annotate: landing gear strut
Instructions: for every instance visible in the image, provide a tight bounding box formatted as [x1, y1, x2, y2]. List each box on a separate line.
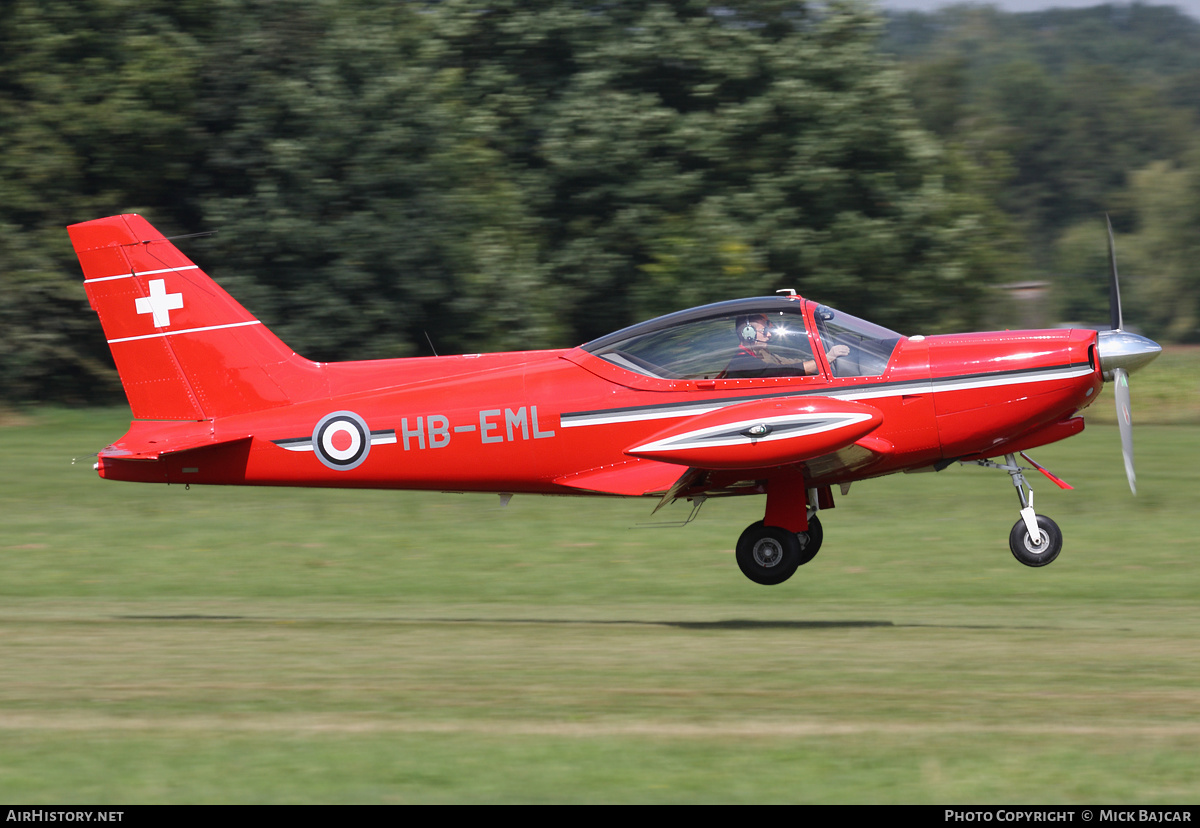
[736, 472, 830, 585]
[797, 513, 823, 565]
[969, 453, 1064, 567]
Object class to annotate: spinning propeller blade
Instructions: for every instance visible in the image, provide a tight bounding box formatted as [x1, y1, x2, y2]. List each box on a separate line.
[1107, 214, 1122, 333]
[1113, 367, 1136, 494]
[1095, 215, 1160, 494]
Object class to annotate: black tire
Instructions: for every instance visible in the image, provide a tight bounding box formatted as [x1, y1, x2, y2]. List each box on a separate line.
[1008, 514, 1063, 567]
[736, 523, 802, 585]
[797, 513, 823, 566]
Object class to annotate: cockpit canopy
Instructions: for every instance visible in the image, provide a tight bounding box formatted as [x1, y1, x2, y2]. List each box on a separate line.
[582, 297, 903, 380]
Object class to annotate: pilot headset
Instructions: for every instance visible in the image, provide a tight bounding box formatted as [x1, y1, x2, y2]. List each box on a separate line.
[738, 315, 768, 343]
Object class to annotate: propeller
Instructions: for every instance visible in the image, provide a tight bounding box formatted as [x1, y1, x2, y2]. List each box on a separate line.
[1112, 367, 1135, 492]
[1095, 215, 1161, 494]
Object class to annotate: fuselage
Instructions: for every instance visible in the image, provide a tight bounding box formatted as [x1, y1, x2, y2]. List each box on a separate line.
[97, 297, 1103, 496]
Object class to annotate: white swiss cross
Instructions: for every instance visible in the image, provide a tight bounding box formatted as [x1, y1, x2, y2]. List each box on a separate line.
[135, 279, 184, 327]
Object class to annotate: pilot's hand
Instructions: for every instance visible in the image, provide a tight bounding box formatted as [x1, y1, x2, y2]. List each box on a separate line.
[828, 344, 850, 360]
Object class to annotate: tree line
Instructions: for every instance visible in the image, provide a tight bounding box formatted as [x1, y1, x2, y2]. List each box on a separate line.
[884, 2, 1200, 338]
[2, 0, 1195, 406]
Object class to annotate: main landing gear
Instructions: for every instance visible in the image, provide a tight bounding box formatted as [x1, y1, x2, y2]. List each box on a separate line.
[735, 471, 827, 585]
[969, 453, 1064, 567]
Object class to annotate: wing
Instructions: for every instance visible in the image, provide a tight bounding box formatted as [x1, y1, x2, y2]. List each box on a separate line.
[553, 458, 685, 496]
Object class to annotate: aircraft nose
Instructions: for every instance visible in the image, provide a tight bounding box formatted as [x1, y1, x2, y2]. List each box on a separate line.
[1097, 329, 1162, 380]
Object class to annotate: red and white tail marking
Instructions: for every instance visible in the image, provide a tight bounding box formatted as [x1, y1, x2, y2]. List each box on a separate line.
[69, 214, 325, 421]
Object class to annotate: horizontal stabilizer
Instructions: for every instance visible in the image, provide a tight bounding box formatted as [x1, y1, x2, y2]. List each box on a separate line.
[99, 420, 251, 461]
[625, 396, 882, 469]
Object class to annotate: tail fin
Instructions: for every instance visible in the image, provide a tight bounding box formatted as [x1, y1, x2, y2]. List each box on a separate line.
[69, 214, 326, 420]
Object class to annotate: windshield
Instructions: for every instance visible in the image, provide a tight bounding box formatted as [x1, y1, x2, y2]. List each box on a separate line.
[812, 305, 901, 378]
[584, 303, 816, 380]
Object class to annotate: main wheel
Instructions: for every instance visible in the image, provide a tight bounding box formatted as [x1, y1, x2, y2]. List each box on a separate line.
[1008, 514, 1063, 567]
[736, 523, 802, 585]
[797, 514, 823, 565]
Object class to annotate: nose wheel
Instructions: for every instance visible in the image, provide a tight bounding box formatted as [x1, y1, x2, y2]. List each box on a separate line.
[1009, 513, 1062, 567]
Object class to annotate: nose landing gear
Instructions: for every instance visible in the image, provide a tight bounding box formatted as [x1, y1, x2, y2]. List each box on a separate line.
[968, 453, 1065, 567]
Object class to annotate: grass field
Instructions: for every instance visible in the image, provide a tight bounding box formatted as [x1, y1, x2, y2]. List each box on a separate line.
[1, 395, 1198, 803]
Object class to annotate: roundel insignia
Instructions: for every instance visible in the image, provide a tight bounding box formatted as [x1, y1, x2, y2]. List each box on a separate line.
[312, 411, 372, 471]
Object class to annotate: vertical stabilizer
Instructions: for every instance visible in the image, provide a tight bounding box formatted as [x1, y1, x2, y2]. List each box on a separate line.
[69, 214, 327, 420]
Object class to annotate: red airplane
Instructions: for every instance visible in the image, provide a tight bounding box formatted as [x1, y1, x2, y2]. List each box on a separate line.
[69, 214, 1161, 585]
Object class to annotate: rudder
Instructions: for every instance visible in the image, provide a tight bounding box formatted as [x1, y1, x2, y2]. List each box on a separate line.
[69, 214, 326, 420]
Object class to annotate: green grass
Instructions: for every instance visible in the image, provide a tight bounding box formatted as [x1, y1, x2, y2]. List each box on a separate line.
[1, 405, 1198, 802]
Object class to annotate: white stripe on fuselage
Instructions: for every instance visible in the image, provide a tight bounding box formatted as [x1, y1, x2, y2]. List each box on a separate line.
[560, 364, 1095, 428]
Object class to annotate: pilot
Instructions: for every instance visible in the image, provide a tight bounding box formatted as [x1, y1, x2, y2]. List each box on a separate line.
[723, 314, 849, 377]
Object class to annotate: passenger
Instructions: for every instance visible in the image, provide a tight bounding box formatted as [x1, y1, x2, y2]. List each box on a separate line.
[723, 314, 848, 377]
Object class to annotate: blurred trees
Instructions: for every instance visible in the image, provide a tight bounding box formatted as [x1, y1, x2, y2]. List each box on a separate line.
[885, 3, 1200, 341]
[0, 1, 1063, 404]
[1119, 157, 1200, 342]
[0, 0, 209, 402]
